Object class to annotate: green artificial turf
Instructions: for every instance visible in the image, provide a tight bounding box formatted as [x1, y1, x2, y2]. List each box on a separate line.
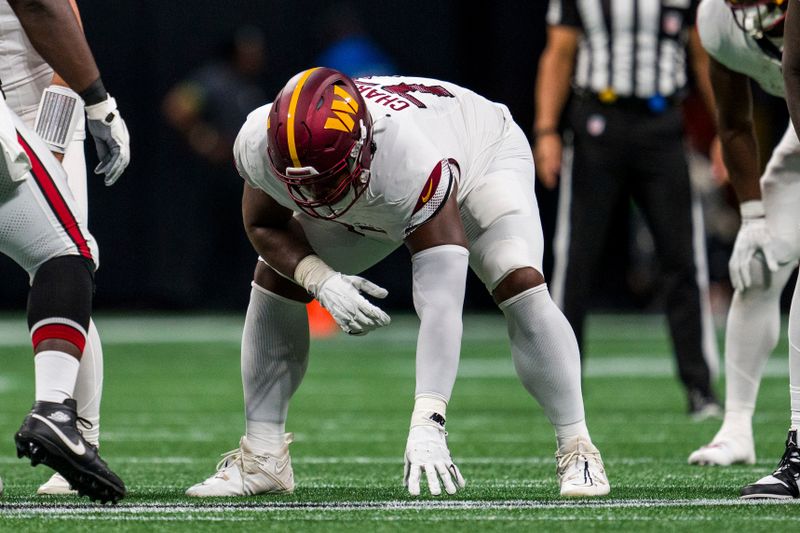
[0, 312, 796, 531]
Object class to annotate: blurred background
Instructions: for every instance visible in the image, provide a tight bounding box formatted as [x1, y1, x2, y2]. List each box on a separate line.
[0, 0, 790, 319]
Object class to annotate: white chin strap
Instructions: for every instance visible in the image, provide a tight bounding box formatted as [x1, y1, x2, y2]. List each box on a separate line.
[738, 5, 784, 36]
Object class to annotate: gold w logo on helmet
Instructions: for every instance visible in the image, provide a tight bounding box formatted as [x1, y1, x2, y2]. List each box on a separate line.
[324, 85, 359, 132]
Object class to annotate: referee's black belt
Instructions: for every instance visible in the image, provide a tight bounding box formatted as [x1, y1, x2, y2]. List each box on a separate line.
[574, 90, 684, 114]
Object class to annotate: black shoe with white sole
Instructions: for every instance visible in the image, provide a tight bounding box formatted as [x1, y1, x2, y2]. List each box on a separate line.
[15, 399, 125, 503]
[740, 430, 800, 500]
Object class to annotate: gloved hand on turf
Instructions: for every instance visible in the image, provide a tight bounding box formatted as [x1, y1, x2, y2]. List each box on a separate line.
[315, 273, 390, 336]
[404, 425, 465, 496]
[729, 201, 779, 292]
[85, 95, 130, 186]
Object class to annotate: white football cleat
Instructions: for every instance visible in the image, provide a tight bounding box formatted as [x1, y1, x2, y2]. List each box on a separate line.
[688, 435, 756, 466]
[186, 435, 294, 497]
[37, 472, 77, 495]
[556, 437, 610, 497]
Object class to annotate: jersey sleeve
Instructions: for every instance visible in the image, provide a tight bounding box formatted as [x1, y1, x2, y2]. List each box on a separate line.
[404, 158, 456, 237]
[233, 105, 270, 189]
[546, 0, 582, 28]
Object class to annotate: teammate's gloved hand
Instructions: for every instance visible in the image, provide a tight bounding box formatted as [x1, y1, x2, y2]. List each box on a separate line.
[85, 95, 130, 186]
[404, 425, 465, 496]
[729, 201, 779, 292]
[315, 273, 391, 335]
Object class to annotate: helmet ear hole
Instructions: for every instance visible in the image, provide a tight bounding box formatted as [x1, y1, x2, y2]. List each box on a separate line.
[315, 96, 324, 111]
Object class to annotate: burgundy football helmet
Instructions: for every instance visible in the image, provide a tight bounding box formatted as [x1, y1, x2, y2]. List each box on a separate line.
[726, 0, 787, 37]
[267, 67, 374, 219]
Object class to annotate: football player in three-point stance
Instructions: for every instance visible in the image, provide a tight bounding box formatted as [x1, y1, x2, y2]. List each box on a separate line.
[186, 68, 610, 498]
[0, 0, 108, 497]
[2, 0, 129, 503]
[687, 0, 800, 499]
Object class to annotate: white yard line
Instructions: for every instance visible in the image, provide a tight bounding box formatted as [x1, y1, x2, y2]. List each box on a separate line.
[0, 499, 797, 517]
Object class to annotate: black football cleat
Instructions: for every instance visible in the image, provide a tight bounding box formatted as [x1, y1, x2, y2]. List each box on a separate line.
[740, 430, 800, 500]
[15, 399, 125, 504]
[687, 387, 722, 421]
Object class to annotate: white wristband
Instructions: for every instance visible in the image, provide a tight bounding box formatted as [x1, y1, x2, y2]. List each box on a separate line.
[85, 95, 118, 121]
[34, 85, 83, 153]
[739, 199, 765, 219]
[293, 254, 336, 296]
[410, 394, 448, 429]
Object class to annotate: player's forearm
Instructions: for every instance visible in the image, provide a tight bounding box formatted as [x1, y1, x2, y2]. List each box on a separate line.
[48, 0, 83, 89]
[784, 0, 800, 136]
[9, 0, 100, 95]
[245, 221, 315, 281]
[719, 128, 761, 203]
[411, 245, 469, 399]
[689, 29, 718, 120]
[534, 48, 574, 133]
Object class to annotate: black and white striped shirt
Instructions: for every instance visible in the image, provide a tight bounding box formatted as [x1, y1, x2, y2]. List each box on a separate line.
[547, 0, 699, 99]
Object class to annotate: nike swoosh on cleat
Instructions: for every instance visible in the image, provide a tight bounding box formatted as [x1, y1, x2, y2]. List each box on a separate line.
[273, 456, 290, 475]
[31, 414, 86, 456]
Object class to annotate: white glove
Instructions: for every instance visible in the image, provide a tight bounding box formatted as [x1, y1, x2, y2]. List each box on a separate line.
[85, 95, 131, 186]
[315, 273, 391, 335]
[729, 201, 779, 292]
[404, 425, 465, 496]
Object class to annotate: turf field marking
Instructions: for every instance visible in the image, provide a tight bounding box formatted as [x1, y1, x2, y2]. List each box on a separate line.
[1, 498, 797, 517]
[0, 455, 778, 468]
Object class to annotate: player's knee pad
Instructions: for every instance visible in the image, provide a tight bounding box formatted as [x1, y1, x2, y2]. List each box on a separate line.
[27, 255, 95, 352]
[468, 214, 544, 292]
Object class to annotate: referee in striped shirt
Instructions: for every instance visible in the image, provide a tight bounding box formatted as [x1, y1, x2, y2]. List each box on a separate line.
[534, 0, 722, 418]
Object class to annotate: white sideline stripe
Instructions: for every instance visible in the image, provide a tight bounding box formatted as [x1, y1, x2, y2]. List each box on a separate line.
[0, 456, 779, 469]
[0, 499, 797, 516]
[0, 313, 760, 345]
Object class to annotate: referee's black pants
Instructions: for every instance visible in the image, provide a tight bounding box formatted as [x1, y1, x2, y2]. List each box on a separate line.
[556, 96, 714, 395]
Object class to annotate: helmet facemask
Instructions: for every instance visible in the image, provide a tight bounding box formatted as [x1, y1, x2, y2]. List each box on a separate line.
[273, 118, 373, 220]
[728, 0, 787, 38]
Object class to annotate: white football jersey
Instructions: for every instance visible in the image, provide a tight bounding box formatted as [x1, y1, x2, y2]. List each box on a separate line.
[234, 76, 512, 242]
[0, 1, 54, 121]
[697, 0, 784, 97]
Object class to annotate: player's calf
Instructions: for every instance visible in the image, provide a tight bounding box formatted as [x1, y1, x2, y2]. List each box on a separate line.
[16, 255, 125, 503]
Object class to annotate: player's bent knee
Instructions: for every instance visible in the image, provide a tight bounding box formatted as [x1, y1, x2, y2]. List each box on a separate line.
[28, 255, 95, 356]
[492, 267, 545, 305]
[254, 260, 312, 303]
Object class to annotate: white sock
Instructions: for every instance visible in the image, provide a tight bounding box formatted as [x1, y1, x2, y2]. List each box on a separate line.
[73, 319, 103, 446]
[242, 283, 309, 455]
[715, 411, 753, 442]
[499, 284, 590, 449]
[722, 266, 792, 419]
[554, 419, 592, 451]
[788, 277, 800, 430]
[34, 350, 80, 403]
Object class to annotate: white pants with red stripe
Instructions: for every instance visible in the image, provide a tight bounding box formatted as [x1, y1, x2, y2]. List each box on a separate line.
[0, 97, 97, 278]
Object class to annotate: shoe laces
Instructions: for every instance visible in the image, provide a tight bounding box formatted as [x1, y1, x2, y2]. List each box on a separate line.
[556, 447, 604, 475]
[73, 416, 97, 450]
[775, 445, 800, 473]
[76, 416, 93, 432]
[215, 447, 245, 474]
